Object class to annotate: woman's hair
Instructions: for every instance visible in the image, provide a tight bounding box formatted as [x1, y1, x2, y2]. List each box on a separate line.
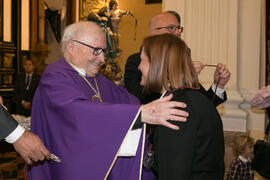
[233, 135, 254, 157]
[142, 33, 199, 94]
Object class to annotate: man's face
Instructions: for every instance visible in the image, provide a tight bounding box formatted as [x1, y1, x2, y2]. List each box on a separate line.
[150, 13, 181, 37]
[70, 30, 107, 77]
[24, 60, 34, 74]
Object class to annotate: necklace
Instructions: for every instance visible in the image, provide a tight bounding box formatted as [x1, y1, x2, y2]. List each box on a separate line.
[80, 75, 102, 102]
[67, 62, 102, 102]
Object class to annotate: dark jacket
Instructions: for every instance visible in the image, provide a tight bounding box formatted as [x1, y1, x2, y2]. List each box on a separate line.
[0, 105, 18, 141]
[14, 72, 40, 116]
[152, 88, 225, 180]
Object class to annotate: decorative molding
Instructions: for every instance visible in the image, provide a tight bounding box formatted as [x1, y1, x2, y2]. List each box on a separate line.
[0, 41, 16, 50]
[3, 53, 14, 68]
[0, 52, 15, 84]
[0, 1, 16, 97]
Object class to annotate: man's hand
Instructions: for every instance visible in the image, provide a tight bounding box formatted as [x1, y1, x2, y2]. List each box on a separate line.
[214, 63, 231, 89]
[22, 101, 31, 110]
[141, 94, 188, 130]
[13, 131, 51, 164]
[192, 61, 204, 75]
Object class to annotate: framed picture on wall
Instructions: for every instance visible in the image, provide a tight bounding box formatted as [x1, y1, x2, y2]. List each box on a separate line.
[146, 0, 162, 4]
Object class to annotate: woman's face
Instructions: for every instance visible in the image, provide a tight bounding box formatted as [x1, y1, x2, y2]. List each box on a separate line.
[138, 48, 150, 86]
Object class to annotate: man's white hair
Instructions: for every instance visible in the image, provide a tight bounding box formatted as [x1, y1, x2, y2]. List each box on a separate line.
[61, 21, 102, 53]
[61, 23, 78, 53]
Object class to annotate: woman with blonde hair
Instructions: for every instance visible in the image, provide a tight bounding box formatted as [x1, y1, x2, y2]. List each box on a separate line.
[139, 33, 225, 180]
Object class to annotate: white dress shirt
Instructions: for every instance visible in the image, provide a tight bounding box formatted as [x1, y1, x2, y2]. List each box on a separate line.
[211, 84, 226, 99]
[5, 125, 25, 143]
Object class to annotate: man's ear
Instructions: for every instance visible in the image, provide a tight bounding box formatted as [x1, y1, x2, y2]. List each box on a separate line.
[66, 41, 75, 55]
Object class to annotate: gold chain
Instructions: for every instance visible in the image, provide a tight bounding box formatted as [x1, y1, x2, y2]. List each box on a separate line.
[80, 75, 102, 102]
[67, 62, 102, 102]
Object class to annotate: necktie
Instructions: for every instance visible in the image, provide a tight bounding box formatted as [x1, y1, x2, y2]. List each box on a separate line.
[26, 75, 30, 90]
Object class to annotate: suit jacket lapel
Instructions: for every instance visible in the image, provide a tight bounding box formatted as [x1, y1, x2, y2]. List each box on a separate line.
[22, 73, 27, 89]
[29, 73, 37, 90]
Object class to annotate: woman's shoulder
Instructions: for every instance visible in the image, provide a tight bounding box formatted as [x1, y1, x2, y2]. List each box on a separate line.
[170, 88, 202, 100]
[170, 87, 216, 110]
[169, 88, 201, 111]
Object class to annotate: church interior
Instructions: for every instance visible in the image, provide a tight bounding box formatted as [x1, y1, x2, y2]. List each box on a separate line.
[0, 0, 269, 179]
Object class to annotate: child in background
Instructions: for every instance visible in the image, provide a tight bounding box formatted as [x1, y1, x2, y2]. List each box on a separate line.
[227, 135, 255, 180]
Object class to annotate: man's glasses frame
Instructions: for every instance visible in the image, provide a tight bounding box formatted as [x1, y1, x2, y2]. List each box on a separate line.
[154, 25, 184, 33]
[72, 40, 107, 56]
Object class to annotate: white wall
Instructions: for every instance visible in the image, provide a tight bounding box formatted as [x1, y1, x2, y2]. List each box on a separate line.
[163, 0, 266, 134]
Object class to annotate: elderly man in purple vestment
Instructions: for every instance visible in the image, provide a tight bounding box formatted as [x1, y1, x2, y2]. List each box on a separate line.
[28, 21, 189, 180]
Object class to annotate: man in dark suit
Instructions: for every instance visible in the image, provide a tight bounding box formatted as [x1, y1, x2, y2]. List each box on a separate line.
[0, 96, 51, 164]
[15, 59, 40, 116]
[124, 11, 231, 106]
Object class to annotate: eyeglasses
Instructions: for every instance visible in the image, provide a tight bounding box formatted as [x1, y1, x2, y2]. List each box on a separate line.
[72, 40, 107, 56]
[154, 25, 184, 33]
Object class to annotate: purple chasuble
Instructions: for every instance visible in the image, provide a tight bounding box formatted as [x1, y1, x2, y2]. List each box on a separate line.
[28, 58, 145, 180]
